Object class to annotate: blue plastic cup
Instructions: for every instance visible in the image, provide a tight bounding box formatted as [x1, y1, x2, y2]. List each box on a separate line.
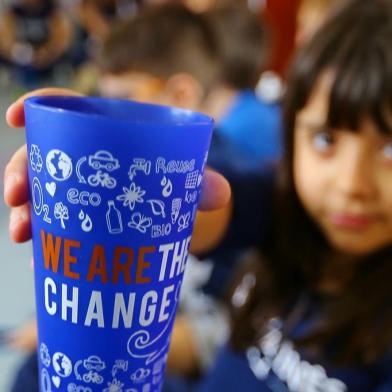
[24, 96, 213, 392]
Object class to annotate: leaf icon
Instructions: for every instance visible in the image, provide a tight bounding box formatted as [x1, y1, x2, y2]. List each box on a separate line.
[147, 199, 166, 218]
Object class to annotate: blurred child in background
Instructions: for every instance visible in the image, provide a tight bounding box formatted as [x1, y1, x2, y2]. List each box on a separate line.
[0, 0, 72, 87]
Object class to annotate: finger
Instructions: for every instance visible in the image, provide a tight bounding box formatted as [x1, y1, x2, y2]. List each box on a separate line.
[198, 168, 231, 211]
[9, 203, 32, 243]
[6, 87, 83, 128]
[4, 145, 29, 207]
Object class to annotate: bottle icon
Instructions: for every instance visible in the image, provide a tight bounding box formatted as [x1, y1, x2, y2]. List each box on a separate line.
[106, 200, 123, 234]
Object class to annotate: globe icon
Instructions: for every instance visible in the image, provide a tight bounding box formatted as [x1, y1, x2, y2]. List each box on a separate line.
[46, 149, 73, 181]
[52, 352, 72, 377]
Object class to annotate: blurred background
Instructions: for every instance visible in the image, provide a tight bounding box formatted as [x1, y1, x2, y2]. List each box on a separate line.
[0, 0, 334, 389]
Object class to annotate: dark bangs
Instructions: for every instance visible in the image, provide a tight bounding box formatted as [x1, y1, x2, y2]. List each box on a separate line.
[284, 0, 392, 144]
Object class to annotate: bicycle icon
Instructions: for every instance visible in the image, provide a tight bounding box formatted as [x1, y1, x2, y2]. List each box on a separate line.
[88, 170, 116, 189]
[82, 371, 104, 384]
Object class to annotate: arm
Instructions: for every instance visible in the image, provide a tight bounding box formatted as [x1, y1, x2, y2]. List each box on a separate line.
[4, 88, 231, 244]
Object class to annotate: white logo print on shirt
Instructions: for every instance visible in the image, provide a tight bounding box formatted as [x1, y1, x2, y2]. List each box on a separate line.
[246, 319, 347, 392]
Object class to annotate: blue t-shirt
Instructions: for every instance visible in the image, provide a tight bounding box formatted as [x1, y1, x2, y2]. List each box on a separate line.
[198, 309, 392, 392]
[208, 90, 282, 173]
[197, 343, 392, 392]
[164, 300, 392, 392]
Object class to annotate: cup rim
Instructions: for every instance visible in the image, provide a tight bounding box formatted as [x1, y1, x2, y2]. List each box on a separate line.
[25, 95, 214, 127]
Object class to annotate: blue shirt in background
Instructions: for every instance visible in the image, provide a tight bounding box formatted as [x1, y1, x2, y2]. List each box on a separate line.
[208, 90, 282, 174]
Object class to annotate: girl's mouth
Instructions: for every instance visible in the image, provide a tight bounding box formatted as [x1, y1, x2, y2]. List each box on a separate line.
[329, 213, 376, 230]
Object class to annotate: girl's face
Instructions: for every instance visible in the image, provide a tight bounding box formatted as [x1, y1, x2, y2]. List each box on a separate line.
[294, 73, 392, 256]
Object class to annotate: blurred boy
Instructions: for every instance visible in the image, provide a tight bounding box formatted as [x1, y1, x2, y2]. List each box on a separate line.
[98, 4, 221, 114]
[97, 2, 281, 377]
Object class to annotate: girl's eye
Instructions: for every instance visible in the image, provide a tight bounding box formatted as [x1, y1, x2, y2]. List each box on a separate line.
[312, 131, 334, 152]
[382, 142, 392, 160]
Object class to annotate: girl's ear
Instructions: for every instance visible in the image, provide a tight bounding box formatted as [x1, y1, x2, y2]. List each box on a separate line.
[164, 73, 205, 110]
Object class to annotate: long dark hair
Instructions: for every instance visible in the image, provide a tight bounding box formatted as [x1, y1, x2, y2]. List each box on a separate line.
[231, 0, 392, 365]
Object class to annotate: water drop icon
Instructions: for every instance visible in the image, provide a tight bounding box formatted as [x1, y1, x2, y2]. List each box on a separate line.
[79, 209, 93, 232]
[161, 176, 173, 197]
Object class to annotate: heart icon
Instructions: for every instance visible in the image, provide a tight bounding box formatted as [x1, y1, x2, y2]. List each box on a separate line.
[52, 375, 61, 388]
[45, 182, 56, 197]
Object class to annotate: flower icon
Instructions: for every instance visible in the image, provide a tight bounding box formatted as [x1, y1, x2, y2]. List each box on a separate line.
[116, 182, 145, 210]
[103, 378, 124, 392]
[54, 202, 69, 229]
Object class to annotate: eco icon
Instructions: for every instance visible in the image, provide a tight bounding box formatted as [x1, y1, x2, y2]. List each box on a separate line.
[67, 188, 101, 207]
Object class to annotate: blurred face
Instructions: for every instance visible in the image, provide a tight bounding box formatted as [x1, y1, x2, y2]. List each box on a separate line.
[98, 72, 168, 105]
[294, 73, 392, 256]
